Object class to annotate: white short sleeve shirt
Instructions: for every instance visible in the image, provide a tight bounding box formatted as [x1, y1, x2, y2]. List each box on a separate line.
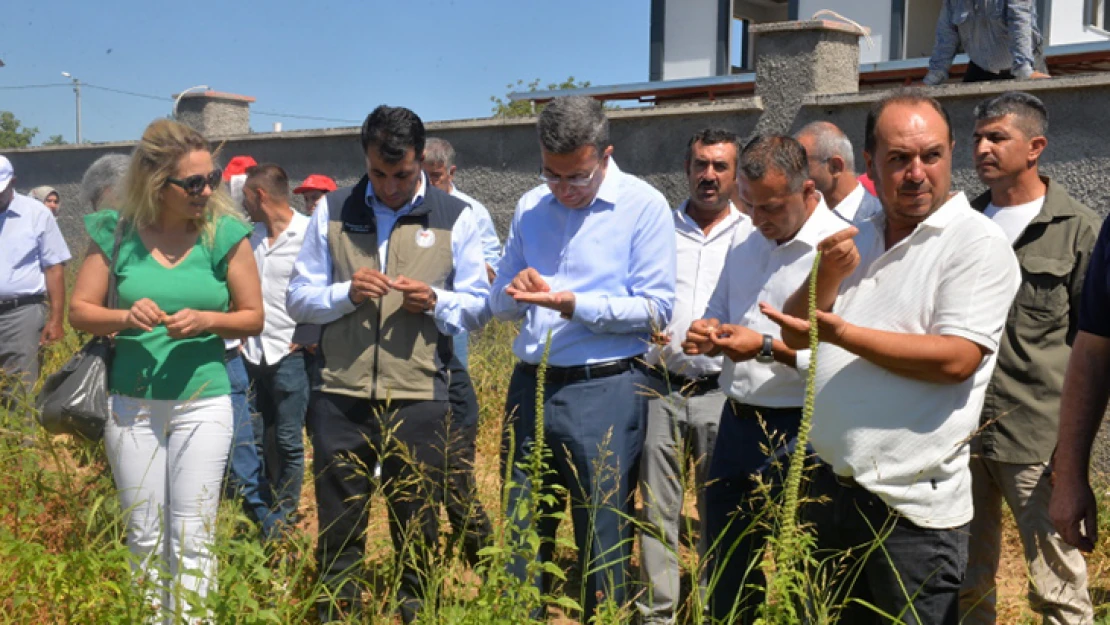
[244, 211, 312, 365]
[704, 200, 853, 407]
[810, 192, 1020, 528]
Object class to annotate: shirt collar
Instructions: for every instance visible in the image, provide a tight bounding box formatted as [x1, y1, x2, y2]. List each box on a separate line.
[364, 172, 427, 212]
[789, 195, 836, 248]
[920, 191, 969, 231]
[252, 209, 308, 243]
[593, 159, 623, 206]
[676, 200, 742, 239]
[839, 183, 866, 214]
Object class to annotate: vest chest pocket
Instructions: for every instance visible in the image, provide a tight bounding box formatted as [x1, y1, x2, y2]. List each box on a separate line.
[1016, 255, 1073, 317]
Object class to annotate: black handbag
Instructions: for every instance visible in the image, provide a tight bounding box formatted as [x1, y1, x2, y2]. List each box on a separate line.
[36, 221, 126, 440]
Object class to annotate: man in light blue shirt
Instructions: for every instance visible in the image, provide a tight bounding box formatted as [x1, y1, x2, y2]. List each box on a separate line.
[0, 156, 71, 411]
[490, 95, 676, 620]
[285, 106, 490, 624]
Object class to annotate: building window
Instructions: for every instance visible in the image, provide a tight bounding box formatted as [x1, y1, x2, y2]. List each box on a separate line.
[1087, 0, 1109, 30]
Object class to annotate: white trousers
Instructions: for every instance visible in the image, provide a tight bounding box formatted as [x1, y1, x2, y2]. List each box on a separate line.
[104, 394, 233, 623]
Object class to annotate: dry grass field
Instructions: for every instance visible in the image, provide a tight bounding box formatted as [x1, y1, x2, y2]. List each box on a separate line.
[1, 319, 1107, 623]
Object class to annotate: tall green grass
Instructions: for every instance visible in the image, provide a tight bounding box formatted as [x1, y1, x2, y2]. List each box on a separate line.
[1, 315, 1108, 623]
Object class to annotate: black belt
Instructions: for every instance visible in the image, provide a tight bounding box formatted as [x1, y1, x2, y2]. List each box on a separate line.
[835, 474, 862, 489]
[519, 357, 643, 386]
[0, 293, 45, 314]
[224, 347, 241, 361]
[817, 462, 862, 489]
[647, 366, 720, 396]
[727, 401, 802, 420]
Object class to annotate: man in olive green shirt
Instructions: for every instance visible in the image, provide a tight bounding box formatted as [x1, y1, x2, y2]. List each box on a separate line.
[962, 92, 1098, 624]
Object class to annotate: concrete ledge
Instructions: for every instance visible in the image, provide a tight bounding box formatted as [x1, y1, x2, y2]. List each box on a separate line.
[175, 90, 257, 104]
[750, 19, 866, 37]
[806, 72, 1110, 107]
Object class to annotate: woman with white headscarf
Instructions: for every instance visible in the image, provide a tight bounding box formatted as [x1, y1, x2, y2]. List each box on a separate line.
[28, 186, 60, 213]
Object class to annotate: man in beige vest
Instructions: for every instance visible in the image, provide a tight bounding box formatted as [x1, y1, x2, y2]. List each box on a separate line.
[287, 105, 490, 624]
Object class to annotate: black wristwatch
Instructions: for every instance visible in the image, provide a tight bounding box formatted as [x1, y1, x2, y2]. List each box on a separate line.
[755, 334, 774, 364]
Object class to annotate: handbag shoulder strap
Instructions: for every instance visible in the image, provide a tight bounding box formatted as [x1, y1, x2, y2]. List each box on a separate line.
[106, 219, 127, 310]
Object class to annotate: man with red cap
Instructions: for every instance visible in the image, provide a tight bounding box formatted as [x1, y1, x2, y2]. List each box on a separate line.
[294, 174, 337, 215]
[224, 156, 258, 208]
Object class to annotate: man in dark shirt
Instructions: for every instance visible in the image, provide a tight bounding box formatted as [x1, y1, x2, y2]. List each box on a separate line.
[1051, 201, 1110, 557]
[962, 91, 1096, 625]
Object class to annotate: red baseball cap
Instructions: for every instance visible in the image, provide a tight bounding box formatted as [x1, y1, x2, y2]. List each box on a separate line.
[223, 155, 258, 181]
[294, 174, 338, 195]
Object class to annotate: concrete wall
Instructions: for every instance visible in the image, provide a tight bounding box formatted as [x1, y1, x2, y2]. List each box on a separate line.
[7, 74, 1110, 254]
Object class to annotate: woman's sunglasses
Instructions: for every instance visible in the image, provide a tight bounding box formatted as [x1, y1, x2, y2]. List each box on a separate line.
[166, 169, 223, 196]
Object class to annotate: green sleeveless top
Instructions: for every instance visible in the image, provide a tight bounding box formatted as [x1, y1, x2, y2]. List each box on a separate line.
[84, 210, 251, 401]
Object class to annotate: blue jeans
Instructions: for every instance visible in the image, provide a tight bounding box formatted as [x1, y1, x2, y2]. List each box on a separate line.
[705, 401, 802, 624]
[803, 462, 968, 625]
[246, 351, 310, 524]
[502, 362, 648, 621]
[224, 352, 279, 537]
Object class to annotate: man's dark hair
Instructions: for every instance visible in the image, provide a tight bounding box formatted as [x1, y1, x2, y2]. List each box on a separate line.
[360, 105, 426, 162]
[687, 128, 741, 167]
[244, 163, 290, 199]
[973, 91, 1049, 139]
[864, 89, 953, 153]
[537, 96, 609, 155]
[739, 134, 809, 193]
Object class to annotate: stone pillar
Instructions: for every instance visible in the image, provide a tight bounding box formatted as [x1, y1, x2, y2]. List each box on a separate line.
[749, 20, 863, 134]
[173, 91, 255, 138]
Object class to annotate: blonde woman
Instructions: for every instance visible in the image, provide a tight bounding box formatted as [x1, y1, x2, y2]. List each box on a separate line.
[69, 119, 262, 621]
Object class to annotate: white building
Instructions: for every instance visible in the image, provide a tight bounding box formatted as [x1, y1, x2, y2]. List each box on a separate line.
[652, 0, 1110, 80]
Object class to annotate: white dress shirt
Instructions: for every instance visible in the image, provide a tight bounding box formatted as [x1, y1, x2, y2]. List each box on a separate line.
[704, 199, 851, 408]
[243, 210, 314, 366]
[832, 182, 884, 225]
[811, 192, 1020, 528]
[286, 173, 491, 336]
[649, 201, 746, 379]
[450, 186, 502, 266]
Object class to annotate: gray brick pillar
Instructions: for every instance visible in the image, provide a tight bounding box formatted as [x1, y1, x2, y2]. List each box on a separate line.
[750, 20, 863, 135]
[173, 91, 255, 138]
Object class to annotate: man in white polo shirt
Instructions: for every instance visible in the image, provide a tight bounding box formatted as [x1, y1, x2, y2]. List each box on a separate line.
[683, 135, 851, 623]
[637, 127, 745, 625]
[764, 90, 1021, 624]
[240, 163, 315, 532]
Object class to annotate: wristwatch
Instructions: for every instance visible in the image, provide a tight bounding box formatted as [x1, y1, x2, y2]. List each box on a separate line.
[755, 334, 775, 364]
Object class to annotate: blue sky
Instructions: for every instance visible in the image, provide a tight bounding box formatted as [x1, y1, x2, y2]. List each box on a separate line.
[1, 0, 650, 145]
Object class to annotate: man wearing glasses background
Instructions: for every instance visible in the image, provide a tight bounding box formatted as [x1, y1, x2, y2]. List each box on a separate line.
[489, 95, 676, 621]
